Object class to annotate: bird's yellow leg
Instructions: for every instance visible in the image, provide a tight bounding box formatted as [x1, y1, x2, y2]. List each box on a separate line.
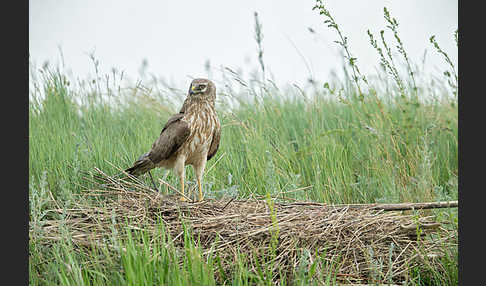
[194, 161, 206, 202]
[197, 177, 203, 202]
[179, 176, 186, 201]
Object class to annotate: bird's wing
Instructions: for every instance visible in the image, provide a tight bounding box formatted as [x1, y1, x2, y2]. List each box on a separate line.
[148, 113, 190, 164]
[207, 124, 221, 160]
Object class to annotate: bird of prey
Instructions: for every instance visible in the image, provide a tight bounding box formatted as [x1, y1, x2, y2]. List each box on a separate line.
[125, 78, 221, 201]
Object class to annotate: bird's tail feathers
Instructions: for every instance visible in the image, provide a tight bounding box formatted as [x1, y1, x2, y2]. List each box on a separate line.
[125, 153, 155, 177]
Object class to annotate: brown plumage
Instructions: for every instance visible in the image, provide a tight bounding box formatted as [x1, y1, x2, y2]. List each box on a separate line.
[126, 78, 221, 201]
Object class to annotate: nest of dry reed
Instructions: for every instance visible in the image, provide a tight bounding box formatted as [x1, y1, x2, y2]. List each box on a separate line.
[32, 167, 457, 284]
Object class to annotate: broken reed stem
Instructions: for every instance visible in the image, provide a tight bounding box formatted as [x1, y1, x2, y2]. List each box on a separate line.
[338, 200, 458, 211]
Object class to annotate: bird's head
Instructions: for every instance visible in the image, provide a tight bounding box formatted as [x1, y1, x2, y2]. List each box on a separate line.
[188, 78, 216, 102]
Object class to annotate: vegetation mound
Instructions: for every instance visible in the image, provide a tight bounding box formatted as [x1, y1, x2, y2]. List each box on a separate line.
[32, 167, 457, 284]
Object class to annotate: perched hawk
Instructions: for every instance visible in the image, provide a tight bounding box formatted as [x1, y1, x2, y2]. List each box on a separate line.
[126, 78, 221, 201]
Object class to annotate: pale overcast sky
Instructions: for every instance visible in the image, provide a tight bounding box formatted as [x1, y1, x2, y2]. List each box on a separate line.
[29, 0, 457, 89]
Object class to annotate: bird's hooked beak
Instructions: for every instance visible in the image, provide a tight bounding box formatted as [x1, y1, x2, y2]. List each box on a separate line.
[189, 85, 196, 95]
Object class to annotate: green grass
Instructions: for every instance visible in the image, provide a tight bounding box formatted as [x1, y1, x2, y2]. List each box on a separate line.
[29, 68, 457, 203]
[29, 3, 457, 285]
